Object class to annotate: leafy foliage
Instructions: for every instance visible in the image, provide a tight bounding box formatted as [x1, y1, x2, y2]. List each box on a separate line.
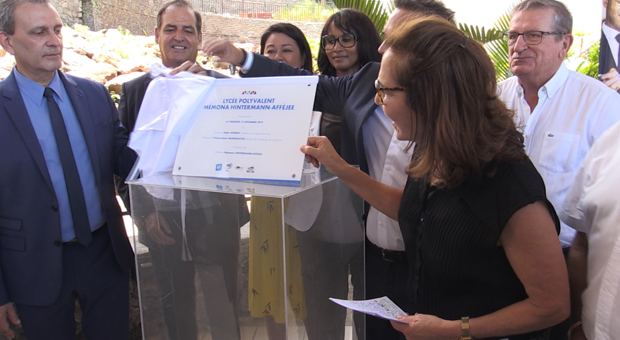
[273, 1, 338, 22]
[575, 40, 600, 79]
[332, 0, 392, 33]
[459, 8, 513, 81]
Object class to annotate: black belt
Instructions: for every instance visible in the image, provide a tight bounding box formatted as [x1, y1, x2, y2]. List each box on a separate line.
[63, 224, 107, 244]
[366, 238, 406, 263]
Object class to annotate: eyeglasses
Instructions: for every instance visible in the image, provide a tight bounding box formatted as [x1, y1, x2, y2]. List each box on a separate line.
[375, 79, 405, 105]
[322, 33, 357, 50]
[502, 30, 567, 46]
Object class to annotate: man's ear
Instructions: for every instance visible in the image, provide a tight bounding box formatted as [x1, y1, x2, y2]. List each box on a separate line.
[562, 33, 574, 53]
[560, 34, 575, 59]
[154, 27, 160, 44]
[0, 32, 15, 55]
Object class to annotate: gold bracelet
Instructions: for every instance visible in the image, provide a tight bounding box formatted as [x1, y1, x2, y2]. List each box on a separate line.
[567, 321, 582, 339]
[460, 316, 472, 340]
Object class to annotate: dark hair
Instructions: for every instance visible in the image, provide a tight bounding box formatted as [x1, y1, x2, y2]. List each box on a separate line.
[157, 0, 202, 36]
[260, 23, 314, 73]
[386, 17, 525, 187]
[0, 0, 49, 35]
[393, 0, 456, 24]
[511, 0, 572, 37]
[317, 8, 382, 76]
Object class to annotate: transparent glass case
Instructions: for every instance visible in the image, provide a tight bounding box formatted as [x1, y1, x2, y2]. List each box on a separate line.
[128, 168, 365, 340]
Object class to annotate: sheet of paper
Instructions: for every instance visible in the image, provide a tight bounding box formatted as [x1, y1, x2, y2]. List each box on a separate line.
[329, 296, 408, 323]
[173, 76, 318, 184]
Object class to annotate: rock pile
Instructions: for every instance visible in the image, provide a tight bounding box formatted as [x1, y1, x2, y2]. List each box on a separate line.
[0, 25, 259, 95]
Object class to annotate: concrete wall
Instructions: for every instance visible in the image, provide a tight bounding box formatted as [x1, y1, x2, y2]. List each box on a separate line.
[52, 0, 83, 27]
[52, 0, 324, 45]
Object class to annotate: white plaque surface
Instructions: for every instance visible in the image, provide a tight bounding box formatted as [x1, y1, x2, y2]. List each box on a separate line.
[173, 76, 318, 184]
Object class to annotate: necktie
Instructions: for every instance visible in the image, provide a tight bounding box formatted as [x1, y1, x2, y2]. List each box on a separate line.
[615, 34, 620, 67]
[44, 87, 92, 246]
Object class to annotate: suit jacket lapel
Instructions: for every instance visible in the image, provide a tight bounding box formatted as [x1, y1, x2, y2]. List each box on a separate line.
[1, 71, 55, 192]
[59, 72, 102, 186]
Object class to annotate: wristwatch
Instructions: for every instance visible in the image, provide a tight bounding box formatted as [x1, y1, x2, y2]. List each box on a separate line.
[460, 317, 472, 340]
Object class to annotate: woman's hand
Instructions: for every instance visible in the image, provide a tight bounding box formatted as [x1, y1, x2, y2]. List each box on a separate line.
[201, 38, 246, 66]
[300, 136, 349, 176]
[391, 314, 460, 340]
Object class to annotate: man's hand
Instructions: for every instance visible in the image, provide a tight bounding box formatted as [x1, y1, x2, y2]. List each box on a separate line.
[168, 61, 208, 76]
[0, 303, 20, 339]
[144, 212, 175, 245]
[600, 68, 620, 91]
[201, 39, 246, 66]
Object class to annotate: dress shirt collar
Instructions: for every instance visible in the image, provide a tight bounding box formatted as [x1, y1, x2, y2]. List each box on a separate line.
[14, 67, 64, 106]
[514, 63, 568, 100]
[542, 62, 569, 100]
[603, 21, 620, 43]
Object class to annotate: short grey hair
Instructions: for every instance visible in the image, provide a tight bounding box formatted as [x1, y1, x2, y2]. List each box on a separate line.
[511, 0, 573, 36]
[0, 0, 50, 35]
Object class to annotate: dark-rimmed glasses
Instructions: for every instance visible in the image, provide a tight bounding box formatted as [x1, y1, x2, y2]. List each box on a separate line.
[322, 33, 357, 50]
[502, 31, 567, 46]
[375, 79, 405, 105]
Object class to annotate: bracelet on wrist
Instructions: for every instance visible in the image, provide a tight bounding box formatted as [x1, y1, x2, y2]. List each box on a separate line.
[460, 316, 472, 340]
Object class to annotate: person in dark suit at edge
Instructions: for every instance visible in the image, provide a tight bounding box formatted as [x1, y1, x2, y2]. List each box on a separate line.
[116, 1, 249, 339]
[190, 1, 456, 339]
[600, 0, 620, 91]
[0, 0, 137, 338]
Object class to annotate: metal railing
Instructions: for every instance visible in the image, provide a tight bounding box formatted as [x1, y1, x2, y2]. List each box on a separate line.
[189, 0, 337, 21]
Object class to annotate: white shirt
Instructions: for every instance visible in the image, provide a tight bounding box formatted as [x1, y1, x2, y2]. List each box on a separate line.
[363, 107, 412, 251]
[498, 63, 620, 247]
[560, 121, 620, 340]
[242, 55, 410, 250]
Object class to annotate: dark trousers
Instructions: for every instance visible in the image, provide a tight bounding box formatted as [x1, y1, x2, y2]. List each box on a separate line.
[16, 225, 130, 340]
[297, 232, 364, 340]
[147, 208, 240, 340]
[364, 245, 415, 340]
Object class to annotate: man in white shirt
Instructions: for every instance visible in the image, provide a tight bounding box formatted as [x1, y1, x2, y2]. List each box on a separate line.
[561, 121, 620, 340]
[599, 0, 620, 91]
[497, 0, 620, 251]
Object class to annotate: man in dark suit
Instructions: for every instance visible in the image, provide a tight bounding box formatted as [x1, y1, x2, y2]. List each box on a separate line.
[0, 0, 136, 338]
[198, 1, 455, 339]
[117, 1, 248, 339]
[600, 0, 620, 91]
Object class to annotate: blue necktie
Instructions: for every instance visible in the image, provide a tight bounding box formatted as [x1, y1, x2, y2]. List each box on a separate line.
[44, 87, 92, 246]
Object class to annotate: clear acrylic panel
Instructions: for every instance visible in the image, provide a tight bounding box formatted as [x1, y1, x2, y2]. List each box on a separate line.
[128, 168, 365, 340]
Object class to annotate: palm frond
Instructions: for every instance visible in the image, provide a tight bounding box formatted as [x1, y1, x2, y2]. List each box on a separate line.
[459, 23, 503, 44]
[332, 0, 391, 33]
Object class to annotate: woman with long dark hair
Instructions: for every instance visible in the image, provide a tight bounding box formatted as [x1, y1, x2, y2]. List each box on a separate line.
[317, 8, 381, 76]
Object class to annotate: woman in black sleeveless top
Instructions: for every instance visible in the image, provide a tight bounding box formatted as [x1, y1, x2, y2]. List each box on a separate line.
[301, 17, 569, 340]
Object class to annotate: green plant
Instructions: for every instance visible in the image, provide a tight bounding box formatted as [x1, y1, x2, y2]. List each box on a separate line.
[332, 0, 391, 33]
[575, 40, 600, 79]
[109, 90, 120, 105]
[118, 26, 131, 36]
[273, 1, 338, 22]
[308, 37, 321, 72]
[332, 0, 516, 81]
[459, 6, 513, 81]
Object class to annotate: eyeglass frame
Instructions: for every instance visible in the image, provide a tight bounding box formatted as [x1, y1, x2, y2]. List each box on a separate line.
[375, 79, 405, 105]
[321, 32, 357, 50]
[502, 30, 567, 46]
